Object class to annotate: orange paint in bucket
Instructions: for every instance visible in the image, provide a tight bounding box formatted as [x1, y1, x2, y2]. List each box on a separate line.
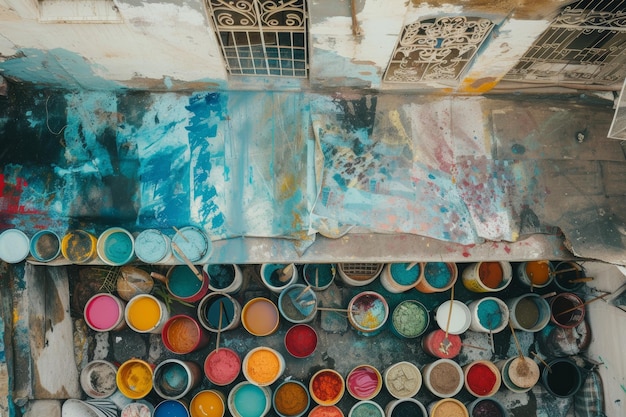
[242, 297, 280, 336]
[162, 315, 209, 354]
[191, 390, 226, 417]
[242, 347, 285, 386]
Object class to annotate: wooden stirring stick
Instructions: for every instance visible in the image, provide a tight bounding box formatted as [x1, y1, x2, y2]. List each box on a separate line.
[440, 285, 455, 354]
[316, 307, 350, 312]
[172, 226, 190, 243]
[508, 319, 525, 361]
[295, 285, 312, 302]
[556, 292, 611, 317]
[171, 242, 203, 282]
[216, 301, 224, 351]
[278, 264, 294, 282]
[405, 262, 418, 271]
[531, 351, 551, 373]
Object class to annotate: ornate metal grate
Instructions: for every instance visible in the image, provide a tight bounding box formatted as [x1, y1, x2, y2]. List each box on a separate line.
[383, 16, 494, 83]
[206, 0, 308, 77]
[504, 0, 626, 85]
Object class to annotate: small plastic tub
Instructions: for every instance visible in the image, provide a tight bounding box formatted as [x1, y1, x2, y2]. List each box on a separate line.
[348, 401, 384, 417]
[422, 359, 464, 398]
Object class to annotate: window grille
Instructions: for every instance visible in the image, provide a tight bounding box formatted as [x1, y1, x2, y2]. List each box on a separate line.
[206, 0, 308, 77]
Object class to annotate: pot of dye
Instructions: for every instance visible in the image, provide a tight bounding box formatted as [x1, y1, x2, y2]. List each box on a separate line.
[308, 405, 344, 417]
[0, 228, 30, 264]
[347, 291, 389, 336]
[153, 359, 201, 400]
[466, 398, 508, 417]
[154, 400, 190, 417]
[495, 356, 540, 393]
[204, 348, 241, 386]
[541, 358, 583, 398]
[421, 329, 462, 359]
[29, 230, 61, 262]
[422, 359, 464, 398]
[467, 297, 509, 333]
[549, 292, 585, 329]
[116, 266, 154, 301]
[190, 390, 226, 417]
[171, 225, 211, 263]
[204, 264, 243, 294]
[159, 264, 209, 303]
[84, 293, 127, 332]
[227, 381, 272, 417]
[415, 262, 457, 293]
[391, 299, 429, 339]
[162, 315, 210, 355]
[97, 227, 135, 266]
[380, 263, 423, 293]
[461, 261, 512, 293]
[348, 401, 384, 417]
[337, 263, 383, 287]
[273, 380, 310, 417]
[346, 365, 383, 401]
[551, 261, 587, 292]
[463, 360, 501, 398]
[197, 292, 241, 333]
[242, 347, 285, 387]
[506, 293, 551, 332]
[134, 229, 172, 264]
[303, 264, 336, 291]
[435, 300, 471, 335]
[310, 369, 345, 406]
[278, 284, 317, 324]
[260, 263, 298, 293]
[383, 361, 422, 399]
[429, 399, 469, 417]
[80, 360, 118, 399]
[516, 260, 554, 289]
[284, 323, 318, 358]
[385, 398, 427, 417]
[241, 297, 280, 337]
[116, 358, 154, 400]
[61, 230, 98, 264]
[125, 294, 170, 334]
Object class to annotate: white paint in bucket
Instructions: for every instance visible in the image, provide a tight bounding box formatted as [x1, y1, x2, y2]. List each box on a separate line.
[29, 230, 61, 262]
[0, 228, 30, 263]
[435, 300, 471, 335]
[134, 229, 172, 264]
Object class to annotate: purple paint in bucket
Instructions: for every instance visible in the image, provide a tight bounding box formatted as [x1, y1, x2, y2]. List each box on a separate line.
[84, 293, 126, 332]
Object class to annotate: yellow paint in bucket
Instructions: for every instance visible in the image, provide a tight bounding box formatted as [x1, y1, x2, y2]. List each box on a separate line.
[125, 294, 169, 334]
[116, 359, 154, 400]
[61, 230, 98, 264]
[190, 390, 226, 417]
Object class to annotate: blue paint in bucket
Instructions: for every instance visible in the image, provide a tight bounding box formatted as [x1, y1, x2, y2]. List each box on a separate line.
[154, 400, 190, 417]
[233, 384, 267, 417]
[168, 265, 203, 298]
[134, 229, 171, 263]
[204, 295, 235, 328]
[424, 262, 452, 288]
[97, 228, 134, 266]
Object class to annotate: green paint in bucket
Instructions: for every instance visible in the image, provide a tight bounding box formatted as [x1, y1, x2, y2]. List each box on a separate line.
[97, 227, 135, 266]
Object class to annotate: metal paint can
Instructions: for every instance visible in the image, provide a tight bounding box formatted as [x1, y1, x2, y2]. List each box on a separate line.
[29, 230, 61, 262]
[153, 359, 202, 400]
[97, 227, 135, 266]
[0, 228, 30, 263]
[134, 229, 172, 264]
[62, 230, 98, 264]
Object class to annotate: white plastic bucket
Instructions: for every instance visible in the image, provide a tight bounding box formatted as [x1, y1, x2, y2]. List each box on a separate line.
[337, 263, 383, 287]
[383, 361, 422, 399]
[204, 264, 243, 293]
[260, 263, 298, 293]
[97, 227, 135, 266]
[434, 300, 471, 335]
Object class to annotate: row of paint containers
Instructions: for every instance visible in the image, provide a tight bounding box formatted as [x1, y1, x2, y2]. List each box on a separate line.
[0, 226, 212, 265]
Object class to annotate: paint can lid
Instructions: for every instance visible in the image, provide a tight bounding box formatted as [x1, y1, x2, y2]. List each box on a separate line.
[0, 229, 30, 263]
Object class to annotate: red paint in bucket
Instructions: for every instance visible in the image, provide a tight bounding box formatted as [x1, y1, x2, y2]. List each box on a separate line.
[204, 348, 241, 386]
[284, 324, 318, 358]
[162, 315, 209, 354]
[464, 361, 500, 397]
[422, 330, 462, 359]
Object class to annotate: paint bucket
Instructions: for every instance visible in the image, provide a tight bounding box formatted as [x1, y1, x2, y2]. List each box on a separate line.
[541, 358, 583, 398]
[380, 263, 423, 293]
[461, 262, 512, 293]
[348, 401, 384, 417]
[421, 329, 462, 359]
[309, 405, 344, 417]
[228, 381, 272, 417]
[80, 360, 118, 399]
[463, 360, 501, 398]
[204, 348, 241, 386]
[125, 294, 170, 334]
[348, 291, 389, 336]
[551, 261, 587, 292]
[278, 284, 318, 324]
[346, 365, 383, 400]
[197, 292, 242, 333]
[162, 315, 210, 355]
[204, 264, 243, 294]
[116, 358, 154, 400]
[163, 264, 209, 303]
[171, 225, 212, 263]
[391, 300, 429, 339]
[84, 293, 127, 332]
[415, 262, 458, 293]
[0, 228, 30, 264]
[466, 398, 508, 417]
[190, 390, 226, 417]
[260, 263, 298, 293]
[242, 347, 285, 386]
[61, 230, 98, 264]
[429, 399, 469, 417]
[549, 292, 585, 329]
[284, 323, 318, 358]
[241, 297, 280, 337]
[495, 356, 540, 393]
[385, 398, 427, 417]
[154, 400, 190, 417]
[29, 230, 61, 262]
[97, 227, 135, 266]
[153, 359, 201, 400]
[516, 260, 554, 289]
[506, 293, 551, 332]
[337, 263, 383, 286]
[422, 359, 464, 398]
[309, 369, 345, 406]
[303, 264, 336, 291]
[121, 401, 154, 417]
[435, 300, 471, 335]
[383, 361, 422, 399]
[134, 229, 172, 264]
[273, 380, 310, 417]
[467, 297, 509, 333]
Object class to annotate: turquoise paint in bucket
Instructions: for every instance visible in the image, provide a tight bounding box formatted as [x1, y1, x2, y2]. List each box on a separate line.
[154, 400, 190, 417]
[30, 230, 61, 262]
[171, 225, 211, 263]
[228, 382, 271, 417]
[97, 227, 135, 266]
[0, 229, 30, 263]
[197, 292, 241, 333]
[165, 264, 209, 303]
[134, 229, 172, 264]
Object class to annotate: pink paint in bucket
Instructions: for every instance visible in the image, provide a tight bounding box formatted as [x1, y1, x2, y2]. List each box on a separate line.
[84, 293, 127, 332]
[162, 315, 210, 355]
[204, 348, 241, 386]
